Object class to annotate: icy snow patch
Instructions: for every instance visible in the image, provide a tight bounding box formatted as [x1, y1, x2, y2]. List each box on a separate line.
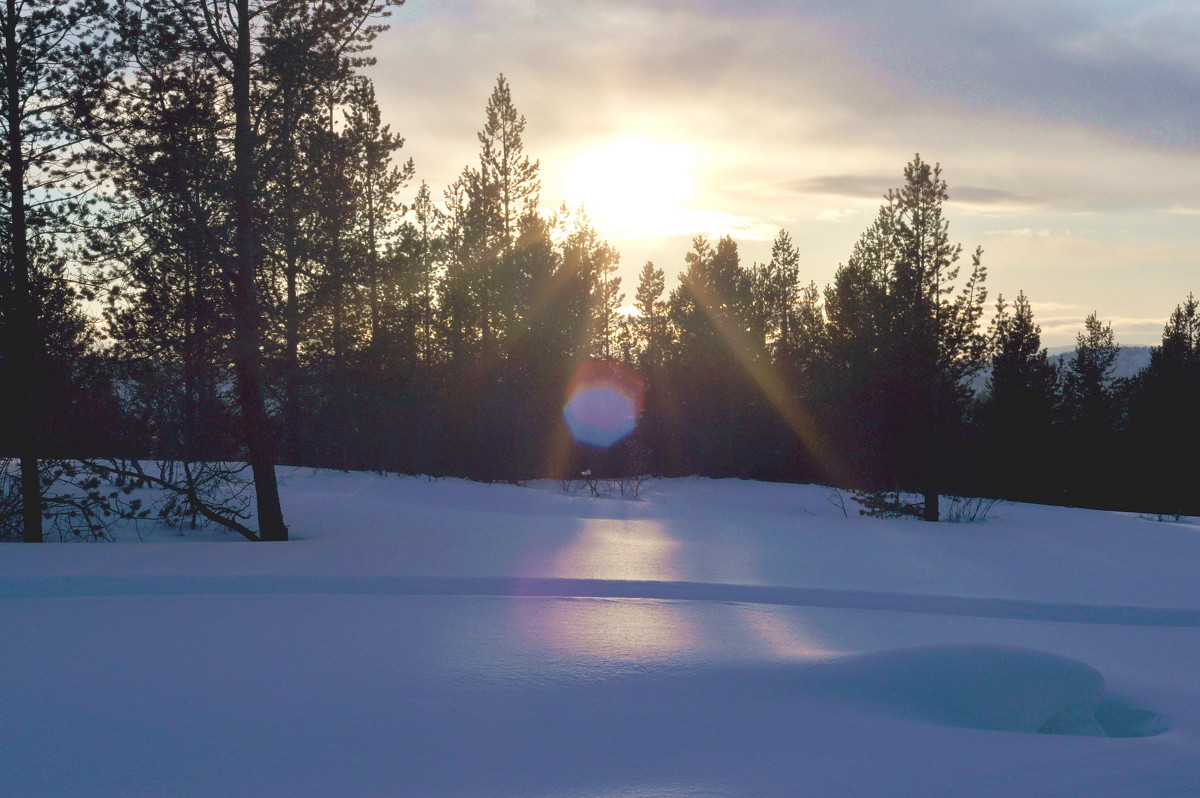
[818, 645, 1112, 736]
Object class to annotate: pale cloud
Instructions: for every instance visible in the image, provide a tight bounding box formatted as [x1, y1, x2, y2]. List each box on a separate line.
[984, 228, 1052, 238]
[951, 186, 1039, 207]
[787, 175, 1041, 214]
[785, 175, 893, 200]
[1030, 301, 1086, 314]
[815, 209, 859, 223]
[1166, 205, 1200, 216]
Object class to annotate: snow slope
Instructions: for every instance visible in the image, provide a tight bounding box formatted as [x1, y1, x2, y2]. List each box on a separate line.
[2, 471, 1198, 797]
[1048, 345, 1153, 381]
[972, 345, 1152, 395]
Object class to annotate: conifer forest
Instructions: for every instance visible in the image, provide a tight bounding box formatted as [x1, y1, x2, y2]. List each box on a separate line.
[3, 0, 1198, 542]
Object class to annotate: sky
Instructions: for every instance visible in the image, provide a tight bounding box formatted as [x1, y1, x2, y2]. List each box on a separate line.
[367, 0, 1200, 347]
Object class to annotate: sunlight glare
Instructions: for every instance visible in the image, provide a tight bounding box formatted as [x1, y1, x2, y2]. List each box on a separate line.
[515, 519, 693, 660]
[550, 519, 682, 582]
[562, 139, 698, 239]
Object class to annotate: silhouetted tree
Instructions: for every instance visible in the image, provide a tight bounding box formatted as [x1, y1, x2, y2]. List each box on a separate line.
[749, 230, 801, 357]
[977, 292, 1058, 502]
[632, 261, 667, 370]
[1058, 311, 1120, 507]
[666, 235, 757, 474]
[822, 156, 987, 518]
[114, 0, 401, 537]
[1, 0, 120, 541]
[1124, 295, 1200, 516]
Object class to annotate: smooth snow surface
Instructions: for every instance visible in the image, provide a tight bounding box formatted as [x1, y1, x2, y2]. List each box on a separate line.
[3, 471, 1199, 797]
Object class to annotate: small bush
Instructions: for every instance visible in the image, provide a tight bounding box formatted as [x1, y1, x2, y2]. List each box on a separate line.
[943, 495, 1000, 523]
[852, 489, 924, 519]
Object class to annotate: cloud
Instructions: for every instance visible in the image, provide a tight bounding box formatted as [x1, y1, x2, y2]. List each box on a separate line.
[786, 175, 1037, 210]
[366, 0, 1200, 324]
[952, 186, 1038, 207]
[985, 228, 1052, 238]
[785, 175, 892, 200]
[1030, 301, 1086, 314]
[376, 1, 1200, 215]
[815, 209, 860, 222]
[792, 0, 1200, 149]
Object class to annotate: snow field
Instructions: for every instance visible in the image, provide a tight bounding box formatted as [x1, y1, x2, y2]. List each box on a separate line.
[2, 470, 1198, 796]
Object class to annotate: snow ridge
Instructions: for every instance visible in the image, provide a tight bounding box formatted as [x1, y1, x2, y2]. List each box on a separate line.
[5, 574, 1198, 627]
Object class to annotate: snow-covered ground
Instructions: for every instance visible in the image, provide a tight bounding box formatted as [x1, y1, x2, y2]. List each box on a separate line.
[3, 470, 1198, 797]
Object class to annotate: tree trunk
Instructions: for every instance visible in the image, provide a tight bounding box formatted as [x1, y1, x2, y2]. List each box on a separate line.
[5, 0, 42, 542]
[284, 248, 300, 464]
[923, 489, 939, 522]
[231, 0, 286, 541]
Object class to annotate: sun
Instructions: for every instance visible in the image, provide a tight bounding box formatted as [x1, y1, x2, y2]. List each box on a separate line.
[562, 139, 698, 239]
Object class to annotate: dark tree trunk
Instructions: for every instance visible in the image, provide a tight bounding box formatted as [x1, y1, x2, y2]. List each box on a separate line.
[283, 253, 300, 464]
[923, 489, 939, 522]
[4, 0, 42, 542]
[231, 0, 286, 541]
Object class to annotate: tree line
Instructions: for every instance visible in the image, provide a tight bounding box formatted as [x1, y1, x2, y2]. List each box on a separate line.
[2, 0, 1197, 540]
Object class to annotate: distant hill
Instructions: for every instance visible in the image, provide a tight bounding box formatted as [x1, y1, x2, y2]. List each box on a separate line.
[972, 345, 1153, 396]
[1046, 345, 1153, 381]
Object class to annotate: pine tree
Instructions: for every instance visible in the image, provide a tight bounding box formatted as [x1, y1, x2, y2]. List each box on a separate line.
[254, 1, 354, 463]
[978, 292, 1057, 502]
[403, 181, 443, 367]
[558, 209, 621, 360]
[749, 230, 801, 359]
[118, 0, 401, 536]
[95, 42, 239, 462]
[477, 74, 539, 249]
[470, 74, 540, 354]
[1062, 312, 1119, 420]
[670, 235, 750, 365]
[822, 156, 987, 519]
[1059, 311, 1120, 507]
[786, 281, 826, 392]
[1124, 295, 1200, 516]
[2, 0, 120, 541]
[341, 78, 413, 347]
[435, 77, 551, 479]
[633, 260, 667, 371]
[667, 235, 755, 474]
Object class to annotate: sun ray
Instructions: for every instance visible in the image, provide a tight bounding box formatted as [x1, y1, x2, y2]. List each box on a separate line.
[680, 275, 855, 486]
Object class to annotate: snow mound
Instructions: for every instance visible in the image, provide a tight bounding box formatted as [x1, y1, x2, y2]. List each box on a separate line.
[821, 645, 1160, 737]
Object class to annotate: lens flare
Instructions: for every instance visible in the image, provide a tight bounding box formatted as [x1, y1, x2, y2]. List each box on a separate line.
[563, 360, 645, 449]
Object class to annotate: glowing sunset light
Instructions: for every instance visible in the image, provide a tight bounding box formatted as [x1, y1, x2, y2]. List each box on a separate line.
[375, 1, 1200, 346]
[562, 139, 698, 239]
